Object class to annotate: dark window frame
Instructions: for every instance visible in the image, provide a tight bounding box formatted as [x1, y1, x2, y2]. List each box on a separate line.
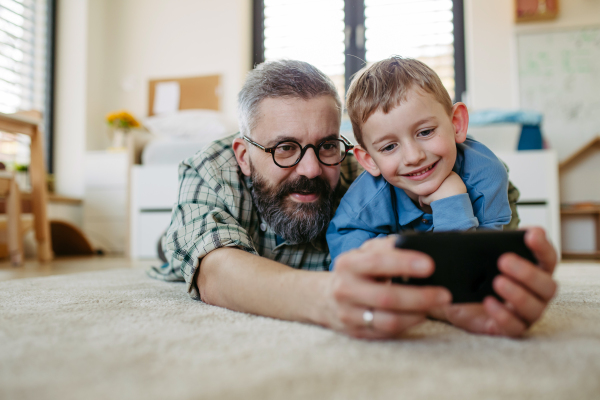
[252, 0, 467, 102]
[45, 0, 57, 173]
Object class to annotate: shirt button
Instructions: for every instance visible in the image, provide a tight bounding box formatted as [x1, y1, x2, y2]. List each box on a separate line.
[260, 223, 267, 231]
[422, 219, 429, 223]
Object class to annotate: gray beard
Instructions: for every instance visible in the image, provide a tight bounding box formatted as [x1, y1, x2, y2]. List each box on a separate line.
[250, 167, 336, 245]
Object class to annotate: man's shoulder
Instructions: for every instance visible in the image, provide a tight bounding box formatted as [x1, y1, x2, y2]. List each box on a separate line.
[185, 133, 239, 173]
[177, 133, 246, 200]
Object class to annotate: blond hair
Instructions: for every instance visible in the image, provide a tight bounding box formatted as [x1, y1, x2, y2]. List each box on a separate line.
[346, 56, 453, 147]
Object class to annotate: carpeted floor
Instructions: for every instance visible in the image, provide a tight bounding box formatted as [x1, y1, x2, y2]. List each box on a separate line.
[1, 263, 599, 400]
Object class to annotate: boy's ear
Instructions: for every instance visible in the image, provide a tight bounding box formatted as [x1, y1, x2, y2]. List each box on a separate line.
[233, 137, 252, 176]
[353, 146, 381, 177]
[450, 102, 469, 144]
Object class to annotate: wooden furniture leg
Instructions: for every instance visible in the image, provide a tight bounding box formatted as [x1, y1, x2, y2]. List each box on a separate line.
[29, 125, 53, 262]
[6, 177, 23, 266]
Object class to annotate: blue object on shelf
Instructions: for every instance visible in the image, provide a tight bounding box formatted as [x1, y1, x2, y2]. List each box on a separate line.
[517, 124, 543, 150]
[469, 109, 544, 151]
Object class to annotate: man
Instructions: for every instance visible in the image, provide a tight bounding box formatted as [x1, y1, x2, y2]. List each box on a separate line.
[152, 60, 557, 339]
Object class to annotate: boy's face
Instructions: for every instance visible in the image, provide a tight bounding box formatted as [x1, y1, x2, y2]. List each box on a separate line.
[355, 87, 468, 201]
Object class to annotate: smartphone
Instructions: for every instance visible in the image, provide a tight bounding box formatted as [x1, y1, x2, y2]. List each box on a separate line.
[393, 230, 536, 303]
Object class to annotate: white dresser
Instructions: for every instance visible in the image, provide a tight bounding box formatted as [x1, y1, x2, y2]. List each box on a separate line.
[496, 150, 561, 255]
[129, 164, 179, 259]
[83, 151, 128, 254]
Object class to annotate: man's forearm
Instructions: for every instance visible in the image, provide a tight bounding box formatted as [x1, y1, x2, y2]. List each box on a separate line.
[198, 247, 330, 326]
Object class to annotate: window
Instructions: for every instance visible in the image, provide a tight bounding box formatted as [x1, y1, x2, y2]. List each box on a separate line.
[0, 0, 55, 171]
[254, 0, 466, 103]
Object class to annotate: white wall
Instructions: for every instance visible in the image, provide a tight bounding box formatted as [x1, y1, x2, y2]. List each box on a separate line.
[98, 0, 251, 150]
[54, 0, 88, 198]
[464, 0, 600, 111]
[54, 0, 252, 196]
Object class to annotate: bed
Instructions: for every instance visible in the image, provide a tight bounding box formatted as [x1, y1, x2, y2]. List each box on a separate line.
[128, 75, 233, 258]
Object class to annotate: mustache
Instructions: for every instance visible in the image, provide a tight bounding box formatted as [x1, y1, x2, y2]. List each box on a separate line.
[273, 175, 332, 200]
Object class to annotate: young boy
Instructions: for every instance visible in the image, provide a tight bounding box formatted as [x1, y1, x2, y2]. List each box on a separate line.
[327, 56, 513, 266]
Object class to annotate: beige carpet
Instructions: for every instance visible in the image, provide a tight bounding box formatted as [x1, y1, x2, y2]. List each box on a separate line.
[1, 264, 599, 400]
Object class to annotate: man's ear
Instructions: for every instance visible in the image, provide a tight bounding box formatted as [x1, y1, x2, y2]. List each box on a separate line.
[450, 102, 469, 144]
[353, 146, 381, 177]
[232, 137, 252, 176]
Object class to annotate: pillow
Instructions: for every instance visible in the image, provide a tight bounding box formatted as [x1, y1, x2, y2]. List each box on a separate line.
[144, 109, 230, 141]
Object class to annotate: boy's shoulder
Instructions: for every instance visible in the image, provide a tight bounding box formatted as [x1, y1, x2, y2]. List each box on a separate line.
[458, 138, 506, 167]
[457, 137, 508, 185]
[339, 171, 391, 212]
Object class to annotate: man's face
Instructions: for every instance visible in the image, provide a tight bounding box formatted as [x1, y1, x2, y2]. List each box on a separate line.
[360, 87, 461, 202]
[243, 95, 342, 243]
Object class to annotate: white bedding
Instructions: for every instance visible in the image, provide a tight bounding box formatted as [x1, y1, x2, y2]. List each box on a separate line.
[141, 137, 213, 165]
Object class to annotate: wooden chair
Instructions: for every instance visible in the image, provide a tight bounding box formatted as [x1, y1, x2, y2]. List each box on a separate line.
[0, 112, 53, 262]
[0, 172, 23, 265]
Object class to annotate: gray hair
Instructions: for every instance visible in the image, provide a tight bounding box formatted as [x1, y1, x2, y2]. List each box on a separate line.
[238, 60, 342, 137]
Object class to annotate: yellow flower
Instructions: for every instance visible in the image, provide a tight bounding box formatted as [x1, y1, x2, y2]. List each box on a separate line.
[105, 110, 141, 130]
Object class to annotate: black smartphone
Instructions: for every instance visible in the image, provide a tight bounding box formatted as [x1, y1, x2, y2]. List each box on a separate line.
[393, 230, 536, 303]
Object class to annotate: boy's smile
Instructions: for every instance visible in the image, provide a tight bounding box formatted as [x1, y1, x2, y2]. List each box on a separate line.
[355, 86, 468, 203]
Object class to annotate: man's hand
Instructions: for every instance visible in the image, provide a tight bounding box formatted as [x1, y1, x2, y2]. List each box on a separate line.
[323, 236, 452, 339]
[437, 227, 558, 337]
[419, 171, 467, 207]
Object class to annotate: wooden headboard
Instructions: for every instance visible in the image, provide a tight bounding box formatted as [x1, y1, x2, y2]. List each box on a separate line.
[147, 75, 221, 116]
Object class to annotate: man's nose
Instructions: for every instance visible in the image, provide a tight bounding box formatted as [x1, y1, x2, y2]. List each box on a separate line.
[294, 147, 323, 179]
[402, 141, 426, 165]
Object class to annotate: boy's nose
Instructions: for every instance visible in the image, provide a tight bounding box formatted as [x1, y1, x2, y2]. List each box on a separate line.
[295, 147, 323, 179]
[402, 142, 426, 165]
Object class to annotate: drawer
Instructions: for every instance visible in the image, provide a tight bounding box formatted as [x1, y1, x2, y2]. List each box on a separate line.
[134, 212, 172, 259]
[131, 165, 179, 210]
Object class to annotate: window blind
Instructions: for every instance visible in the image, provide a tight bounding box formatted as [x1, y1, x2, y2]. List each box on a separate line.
[263, 0, 346, 99]
[365, 0, 456, 99]
[0, 0, 48, 114]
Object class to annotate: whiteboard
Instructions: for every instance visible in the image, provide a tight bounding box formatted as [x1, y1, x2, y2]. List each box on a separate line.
[517, 27, 600, 161]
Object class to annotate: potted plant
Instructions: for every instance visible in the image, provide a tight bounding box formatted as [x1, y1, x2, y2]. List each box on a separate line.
[105, 110, 141, 149]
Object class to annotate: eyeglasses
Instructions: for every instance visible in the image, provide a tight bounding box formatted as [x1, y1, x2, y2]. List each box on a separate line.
[243, 135, 355, 168]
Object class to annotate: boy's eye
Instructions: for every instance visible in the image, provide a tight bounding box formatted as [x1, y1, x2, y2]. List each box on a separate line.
[381, 143, 397, 152]
[418, 129, 434, 137]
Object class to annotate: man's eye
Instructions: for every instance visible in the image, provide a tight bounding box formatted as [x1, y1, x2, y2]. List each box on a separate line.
[277, 144, 297, 153]
[418, 129, 434, 137]
[381, 143, 397, 152]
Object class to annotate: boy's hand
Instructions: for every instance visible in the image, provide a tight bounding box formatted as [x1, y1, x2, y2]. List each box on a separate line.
[325, 236, 452, 339]
[419, 171, 467, 206]
[432, 227, 557, 337]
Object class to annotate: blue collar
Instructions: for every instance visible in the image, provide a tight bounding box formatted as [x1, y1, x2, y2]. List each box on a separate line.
[393, 186, 427, 228]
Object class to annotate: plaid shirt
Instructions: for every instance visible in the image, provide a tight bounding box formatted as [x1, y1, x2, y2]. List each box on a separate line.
[149, 134, 521, 300]
[148, 134, 363, 300]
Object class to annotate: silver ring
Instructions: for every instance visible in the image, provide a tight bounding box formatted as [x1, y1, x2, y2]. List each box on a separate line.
[362, 309, 374, 328]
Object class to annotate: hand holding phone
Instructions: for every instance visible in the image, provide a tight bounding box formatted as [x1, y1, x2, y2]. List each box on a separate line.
[393, 231, 536, 303]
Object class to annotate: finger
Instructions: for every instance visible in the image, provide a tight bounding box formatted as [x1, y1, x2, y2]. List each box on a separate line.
[493, 276, 546, 324]
[523, 227, 557, 274]
[350, 312, 427, 339]
[445, 303, 491, 333]
[498, 253, 558, 302]
[335, 247, 434, 278]
[483, 296, 527, 337]
[334, 274, 452, 311]
[352, 307, 427, 332]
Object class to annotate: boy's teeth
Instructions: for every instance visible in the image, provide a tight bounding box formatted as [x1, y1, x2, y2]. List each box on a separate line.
[408, 164, 433, 176]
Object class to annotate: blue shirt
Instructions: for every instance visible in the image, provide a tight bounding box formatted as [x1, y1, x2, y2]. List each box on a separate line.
[326, 138, 512, 269]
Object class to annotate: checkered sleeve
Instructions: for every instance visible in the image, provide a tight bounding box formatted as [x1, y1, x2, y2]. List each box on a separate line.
[164, 143, 259, 300]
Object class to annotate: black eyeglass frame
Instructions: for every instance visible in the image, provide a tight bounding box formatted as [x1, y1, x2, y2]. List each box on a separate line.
[242, 134, 355, 168]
